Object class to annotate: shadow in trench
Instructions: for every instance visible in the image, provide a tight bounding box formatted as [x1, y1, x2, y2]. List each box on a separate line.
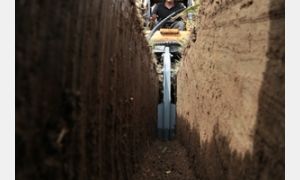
[252, 0, 285, 178]
[177, 119, 256, 180]
[177, 0, 285, 179]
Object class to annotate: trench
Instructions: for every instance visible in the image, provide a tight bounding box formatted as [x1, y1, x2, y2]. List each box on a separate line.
[16, 0, 284, 180]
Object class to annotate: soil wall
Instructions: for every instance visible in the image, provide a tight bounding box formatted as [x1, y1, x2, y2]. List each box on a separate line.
[16, 1, 158, 180]
[177, 0, 285, 179]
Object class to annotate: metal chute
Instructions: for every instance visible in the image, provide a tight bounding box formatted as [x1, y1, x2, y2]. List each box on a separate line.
[157, 47, 176, 140]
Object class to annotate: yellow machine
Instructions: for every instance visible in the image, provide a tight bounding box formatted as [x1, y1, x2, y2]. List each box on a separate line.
[143, 0, 195, 45]
[142, 0, 196, 140]
[147, 28, 191, 46]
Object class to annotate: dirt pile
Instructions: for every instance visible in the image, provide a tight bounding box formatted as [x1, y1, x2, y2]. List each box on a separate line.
[177, 0, 284, 179]
[16, 1, 158, 180]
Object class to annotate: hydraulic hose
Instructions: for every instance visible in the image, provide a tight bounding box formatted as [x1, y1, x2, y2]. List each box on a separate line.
[146, 7, 185, 41]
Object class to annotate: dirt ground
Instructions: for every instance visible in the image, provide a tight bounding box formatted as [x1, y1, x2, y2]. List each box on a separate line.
[132, 139, 197, 180]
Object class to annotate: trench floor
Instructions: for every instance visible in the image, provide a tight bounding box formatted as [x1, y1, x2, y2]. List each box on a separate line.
[132, 139, 197, 180]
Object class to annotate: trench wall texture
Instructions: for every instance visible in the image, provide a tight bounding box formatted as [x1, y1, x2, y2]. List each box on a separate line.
[16, 1, 158, 180]
[177, 0, 284, 179]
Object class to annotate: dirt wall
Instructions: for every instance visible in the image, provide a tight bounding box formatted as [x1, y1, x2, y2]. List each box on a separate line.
[177, 0, 284, 179]
[16, 1, 158, 180]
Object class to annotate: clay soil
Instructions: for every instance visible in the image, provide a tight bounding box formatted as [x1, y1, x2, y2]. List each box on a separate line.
[132, 139, 197, 180]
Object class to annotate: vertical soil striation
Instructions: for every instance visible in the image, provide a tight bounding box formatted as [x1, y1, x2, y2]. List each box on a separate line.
[16, 1, 158, 180]
[177, 0, 284, 179]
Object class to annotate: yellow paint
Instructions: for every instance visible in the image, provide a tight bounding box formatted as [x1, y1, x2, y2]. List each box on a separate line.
[146, 30, 191, 45]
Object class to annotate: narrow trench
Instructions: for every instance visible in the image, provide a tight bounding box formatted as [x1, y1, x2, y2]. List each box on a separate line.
[131, 1, 199, 179]
[16, 0, 285, 180]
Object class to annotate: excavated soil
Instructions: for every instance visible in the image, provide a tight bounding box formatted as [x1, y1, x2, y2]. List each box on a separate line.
[132, 140, 197, 180]
[177, 0, 285, 179]
[16, 1, 158, 180]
